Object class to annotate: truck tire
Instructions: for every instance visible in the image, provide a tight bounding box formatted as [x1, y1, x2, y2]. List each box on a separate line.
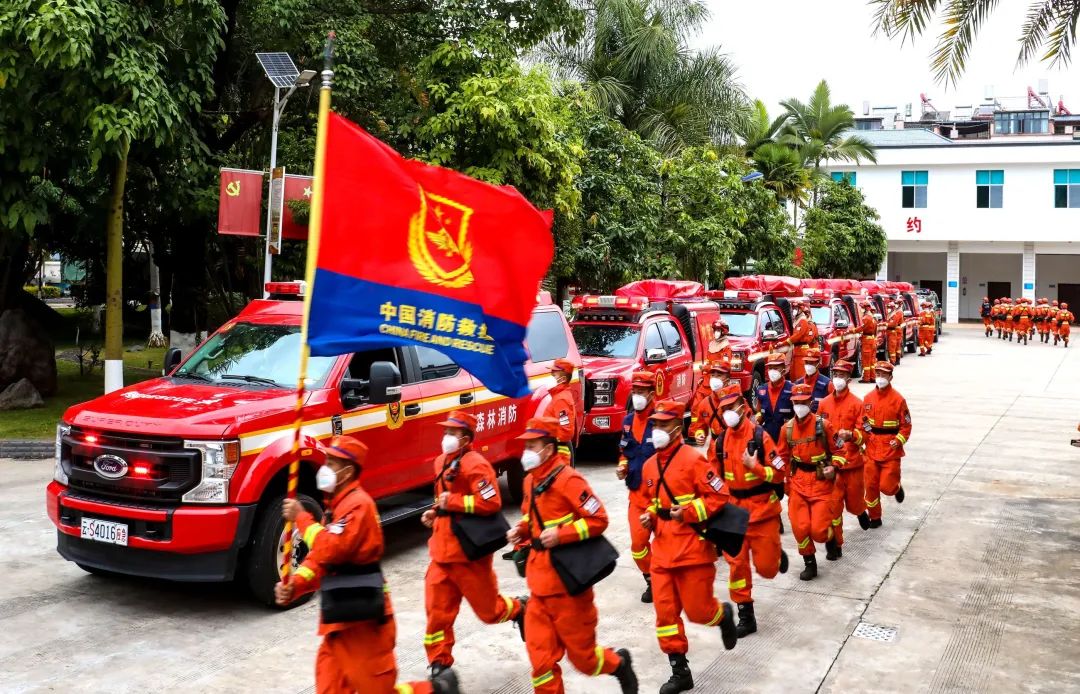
[906, 335, 916, 353]
[246, 492, 322, 608]
[748, 368, 764, 410]
[852, 347, 862, 377]
[505, 460, 525, 505]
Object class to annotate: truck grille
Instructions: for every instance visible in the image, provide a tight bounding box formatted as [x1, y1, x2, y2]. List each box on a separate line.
[61, 427, 200, 505]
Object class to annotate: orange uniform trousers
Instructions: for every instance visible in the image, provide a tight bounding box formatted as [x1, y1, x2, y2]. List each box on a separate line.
[1060, 322, 1071, 339]
[887, 329, 902, 364]
[788, 485, 834, 556]
[789, 345, 808, 381]
[653, 563, 727, 654]
[316, 620, 432, 694]
[983, 316, 992, 331]
[918, 327, 934, 355]
[722, 515, 782, 604]
[860, 336, 877, 381]
[424, 557, 519, 666]
[1038, 320, 1051, 336]
[525, 590, 620, 693]
[628, 497, 653, 574]
[831, 466, 865, 547]
[864, 458, 902, 521]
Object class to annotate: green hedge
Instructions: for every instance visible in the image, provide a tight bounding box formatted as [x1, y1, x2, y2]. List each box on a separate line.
[24, 285, 61, 299]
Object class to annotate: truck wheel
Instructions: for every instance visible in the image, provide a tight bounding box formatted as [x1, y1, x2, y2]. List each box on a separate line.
[906, 336, 916, 354]
[853, 347, 862, 376]
[505, 460, 525, 505]
[246, 493, 322, 608]
[829, 347, 840, 375]
[748, 369, 764, 410]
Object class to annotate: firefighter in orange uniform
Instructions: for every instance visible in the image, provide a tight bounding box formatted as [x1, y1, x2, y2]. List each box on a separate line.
[714, 384, 789, 636]
[992, 299, 1003, 338]
[1057, 302, 1073, 347]
[859, 300, 879, 383]
[980, 297, 993, 337]
[1049, 300, 1060, 343]
[917, 301, 936, 356]
[507, 418, 638, 694]
[689, 359, 731, 449]
[777, 384, 840, 580]
[544, 359, 579, 461]
[420, 412, 525, 677]
[617, 370, 660, 603]
[862, 362, 912, 528]
[1036, 298, 1050, 343]
[639, 399, 738, 693]
[817, 360, 870, 552]
[1016, 298, 1032, 345]
[886, 299, 904, 365]
[692, 321, 733, 411]
[788, 303, 817, 381]
[275, 436, 456, 694]
[1004, 298, 1016, 341]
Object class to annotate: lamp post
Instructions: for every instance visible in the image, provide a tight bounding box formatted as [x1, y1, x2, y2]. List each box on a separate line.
[256, 52, 317, 297]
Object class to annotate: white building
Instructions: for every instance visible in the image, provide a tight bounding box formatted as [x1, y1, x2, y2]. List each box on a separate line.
[824, 128, 1080, 322]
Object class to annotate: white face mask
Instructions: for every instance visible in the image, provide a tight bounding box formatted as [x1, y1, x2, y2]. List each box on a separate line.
[521, 448, 543, 471]
[631, 394, 649, 411]
[805, 364, 818, 376]
[832, 377, 848, 392]
[651, 428, 672, 450]
[316, 465, 339, 493]
[875, 376, 890, 389]
[768, 369, 782, 383]
[722, 409, 741, 428]
[440, 434, 461, 455]
[709, 377, 724, 391]
[793, 404, 811, 419]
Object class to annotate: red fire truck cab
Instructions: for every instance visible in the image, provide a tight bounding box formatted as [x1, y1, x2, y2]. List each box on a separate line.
[570, 281, 719, 436]
[46, 282, 580, 605]
[801, 289, 861, 371]
[706, 289, 793, 409]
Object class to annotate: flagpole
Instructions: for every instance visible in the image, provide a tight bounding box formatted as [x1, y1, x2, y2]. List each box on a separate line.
[282, 31, 335, 583]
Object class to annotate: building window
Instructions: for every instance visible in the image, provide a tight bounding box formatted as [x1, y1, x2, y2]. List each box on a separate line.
[976, 170, 1003, 208]
[994, 110, 1049, 135]
[901, 170, 928, 208]
[831, 171, 856, 185]
[1054, 169, 1080, 208]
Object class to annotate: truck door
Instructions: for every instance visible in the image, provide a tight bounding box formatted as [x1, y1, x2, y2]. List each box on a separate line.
[410, 347, 480, 484]
[657, 319, 693, 404]
[834, 302, 857, 359]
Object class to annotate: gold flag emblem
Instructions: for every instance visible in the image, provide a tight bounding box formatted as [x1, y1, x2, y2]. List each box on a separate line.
[386, 402, 404, 430]
[408, 186, 474, 289]
[225, 180, 242, 197]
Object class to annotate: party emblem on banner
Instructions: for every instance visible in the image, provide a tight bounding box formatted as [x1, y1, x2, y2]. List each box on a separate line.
[408, 187, 475, 289]
[226, 180, 242, 197]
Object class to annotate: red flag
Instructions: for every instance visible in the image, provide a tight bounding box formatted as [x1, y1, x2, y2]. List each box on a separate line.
[217, 168, 264, 236]
[282, 174, 314, 240]
[307, 113, 554, 397]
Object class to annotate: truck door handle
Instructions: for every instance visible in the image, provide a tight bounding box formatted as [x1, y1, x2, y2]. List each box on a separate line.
[459, 392, 474, 404]
[404, 403, 421, 416]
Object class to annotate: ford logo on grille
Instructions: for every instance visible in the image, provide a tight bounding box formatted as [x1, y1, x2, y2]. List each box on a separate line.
[93, 454, 129, 480]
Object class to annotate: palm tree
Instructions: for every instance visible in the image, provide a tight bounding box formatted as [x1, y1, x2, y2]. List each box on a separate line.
[731, 99, 790, 158]
[752, 142, 811, 229]
[781, 80, 877, 176]
[544, 0, 747, 154]
[870, 0, 1080, 87]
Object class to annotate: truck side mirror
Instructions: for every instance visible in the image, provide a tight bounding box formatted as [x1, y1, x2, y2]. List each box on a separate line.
[163, 347, 183, 375]
[643, 348, 667, 364]
[761, 329, 778, 341]
[835, 318, 849, 329]
[340, 361, 402, 409]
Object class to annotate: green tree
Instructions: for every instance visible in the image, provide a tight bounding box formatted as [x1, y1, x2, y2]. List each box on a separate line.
[781, 80, 876, 175]
[732, 99, 790, 157]
[802, 179, 887, 279]
[870, 0, 1080, 87]
[724, 167, 799, 275]
[545, 0, 746, 154]
[751, 142, 811, 229]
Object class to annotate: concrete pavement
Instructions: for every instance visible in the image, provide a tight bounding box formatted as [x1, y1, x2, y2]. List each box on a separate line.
[2, 324, 1079, 693]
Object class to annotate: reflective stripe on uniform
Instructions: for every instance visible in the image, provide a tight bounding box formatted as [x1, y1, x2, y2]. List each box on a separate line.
[675, 493, 695, 504]
[631, 547, 650, 560]
[724, 472, 735, 480]
[295, 565, 316, 581]
[768, 493, 779, 503]
[543, 513, 574, 528]
[706, 604, 726, 626]
[883, 420, 898, 427]
[692, 498, 707, 522]
[729, 578, 746, 590]
[798, 537, 811, 549]
[463, 495, 475, 514]
[591, 646, 606, 676]
[865, 498, 879, 507]
[395, 685, 415, 694]
[656, 624, 680, 638]
[557, 445, 571, 456]
[573, 518, 590, 541]
[302, 523, 324, 548]
[521, 514, 529, 523]
[744, 472, 759, 481]
[532, 671, 555, 687]
[832, 517, 842, 526]
[763, 466, 775, 482]
[498, 595, 514, 623]
[832, 456, 847, 465]
[423, 631, 446, 645]
[895, 433, 907, 444]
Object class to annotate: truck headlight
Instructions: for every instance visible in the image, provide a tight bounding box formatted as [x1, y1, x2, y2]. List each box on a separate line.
[54, 423, 70, 485]
[591, 379, 615, 392]
[183, 440, 241, 503]
[593, 392, 613, 405]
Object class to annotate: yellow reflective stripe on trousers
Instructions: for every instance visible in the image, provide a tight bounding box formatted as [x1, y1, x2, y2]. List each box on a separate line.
[692, 498, 707, 522]
[729, 578, 746, 590]
[302, 523, 324, 548]
[798, 537, 811, 549]
[295, 565, 316, 582]
[395, 685, 414, 694]
[656, 624, 680, 638]
[497, 594, 514, 623]
[543, 513, 574, 528]
[706, 604, 725, 626]
[463, 495, 475, 514]
[573, 518, 590, 541]
[591, 646, 606, 676]
[532, 671, 555, 687]
[832, 517, 842, 526]
[895, 433, 907, 444]
[631, 547, 650, 560]
[865, 498, 879, 507]
[423, 631, 445, 645]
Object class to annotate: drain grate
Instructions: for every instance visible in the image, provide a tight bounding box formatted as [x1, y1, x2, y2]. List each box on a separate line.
[852, 622, 898, 642]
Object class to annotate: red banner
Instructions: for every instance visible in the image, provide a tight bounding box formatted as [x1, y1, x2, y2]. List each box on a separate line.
[217, 168, 264, 236]
[282, 174, 314, 240]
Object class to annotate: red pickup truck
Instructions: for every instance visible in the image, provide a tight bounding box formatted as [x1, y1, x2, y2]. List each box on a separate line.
[46, 282, 580, 604]
[801, 289, 861, 372]
[706, 289, 793, 409]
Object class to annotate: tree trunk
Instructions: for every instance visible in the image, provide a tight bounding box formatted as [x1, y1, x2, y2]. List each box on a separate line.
[104, 140, 130, 393]
[147, 240, 166, 347]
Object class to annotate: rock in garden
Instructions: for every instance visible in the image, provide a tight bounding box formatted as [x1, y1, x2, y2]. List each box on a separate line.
[0, 378, 44, 410]
[0, 309, 58, 396]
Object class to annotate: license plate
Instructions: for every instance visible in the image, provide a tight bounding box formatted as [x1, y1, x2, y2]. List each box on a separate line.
[81, 517, 129, 546]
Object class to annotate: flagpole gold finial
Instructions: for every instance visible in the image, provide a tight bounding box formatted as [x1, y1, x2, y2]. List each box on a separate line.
[322, 31, 335, 89]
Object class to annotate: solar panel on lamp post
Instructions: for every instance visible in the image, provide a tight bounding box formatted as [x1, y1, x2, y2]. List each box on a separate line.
[255, 53, 316, 296]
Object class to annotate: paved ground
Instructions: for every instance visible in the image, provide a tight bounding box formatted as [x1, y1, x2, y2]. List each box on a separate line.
[3, 324, 1080, 694]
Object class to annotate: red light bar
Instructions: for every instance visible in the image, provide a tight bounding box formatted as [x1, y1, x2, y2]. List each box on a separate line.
[84, 434, 98, 444]
[573, 295, 646, 311]
[132, 463, 152, 477]
[265, 281, 306, 296]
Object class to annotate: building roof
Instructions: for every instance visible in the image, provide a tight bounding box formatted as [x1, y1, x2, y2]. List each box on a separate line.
[851, 128, 954, 147]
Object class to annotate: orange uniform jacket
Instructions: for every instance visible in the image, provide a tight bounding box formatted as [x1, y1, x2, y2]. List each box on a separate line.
[429, 449, 502, 563]
[860, 312, 878, 340]
[862, 386, 912, 462]
[293, 480, 390, 635]
[918, 310, 935, 330]
[790, 316, 817, 346]
[719, 417, 786, 523]
[887, 307, 903, 331]
[516, 454, 608, 596]
[544, 384, 578, 443]
[776, 416, 839, 501]
[816, 389, 865, 469]
[640, 443, 729, 569]
[1059, 310, 1075, 327]
[688, 392, 724, 442]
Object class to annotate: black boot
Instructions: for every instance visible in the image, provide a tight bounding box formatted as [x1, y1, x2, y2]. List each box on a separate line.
[501, 549, 516, 560]
[779, 549, 789, 574]
[612, 648, 638, 694]
[735, 601, 757, 638]
[825, 539, 840, 561]
[641, 574, 653, 604]
[718, 601, 738, 650]
[895, 486, 905, 504]
[430, 662, 450, 678]
[799, 554, 818, 581]
[778, 518, 785, 535]
[858, 511, 871, 530]
[512, 596, 528, 641]
[659, 654, 694, 694]
[431, 667, 460, 694]
[869, 518, 883, 528]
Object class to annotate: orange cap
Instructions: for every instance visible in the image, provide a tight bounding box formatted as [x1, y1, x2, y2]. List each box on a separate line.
[517, 417, 561, 440]
[791, 383, 814, 402]
[631, 370, 657, 388]
[873, 360, 894, 375]
[716, 383, 743, 407]
[649, 399, 685, 421]
[438, 409, 477, 432]
[706, 358, 731, 374]
[803, 348, 821, 363]
[831, 359, 855, 375]
[552, 358, 576, 375]
[321, 435, 368, 468]
[766, 353, 786, 367]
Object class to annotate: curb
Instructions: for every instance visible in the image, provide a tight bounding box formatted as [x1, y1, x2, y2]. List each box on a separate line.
[0, 440, 54, 460]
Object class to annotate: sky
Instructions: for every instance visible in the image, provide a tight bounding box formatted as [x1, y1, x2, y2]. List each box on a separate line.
[693, 0, 1080, 118]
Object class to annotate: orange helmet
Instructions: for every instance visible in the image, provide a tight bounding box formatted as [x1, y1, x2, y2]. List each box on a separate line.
[982, 296, 989, 302]
[993, 299, 1000, 304]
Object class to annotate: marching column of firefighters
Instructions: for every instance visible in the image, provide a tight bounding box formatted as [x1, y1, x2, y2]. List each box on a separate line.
[984, 296, 1072, 347]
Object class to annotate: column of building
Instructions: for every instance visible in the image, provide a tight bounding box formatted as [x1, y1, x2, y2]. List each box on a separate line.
[946, 242, 960, 324]
[1022, 242, 1036, 302]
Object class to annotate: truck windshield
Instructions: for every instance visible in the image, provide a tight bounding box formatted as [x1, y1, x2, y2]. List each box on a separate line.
[572, 325, 640, 358]
[810, 307, 832, 326]
[717, 312, 757, 337]
[175, 323, 336, 388]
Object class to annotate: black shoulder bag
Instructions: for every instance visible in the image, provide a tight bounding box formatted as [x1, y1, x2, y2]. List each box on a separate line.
[318, 492, 387, 623]
[529, 468, 619, 596]
[656, 444, 749, 558]
[436, 452, 511, 561]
